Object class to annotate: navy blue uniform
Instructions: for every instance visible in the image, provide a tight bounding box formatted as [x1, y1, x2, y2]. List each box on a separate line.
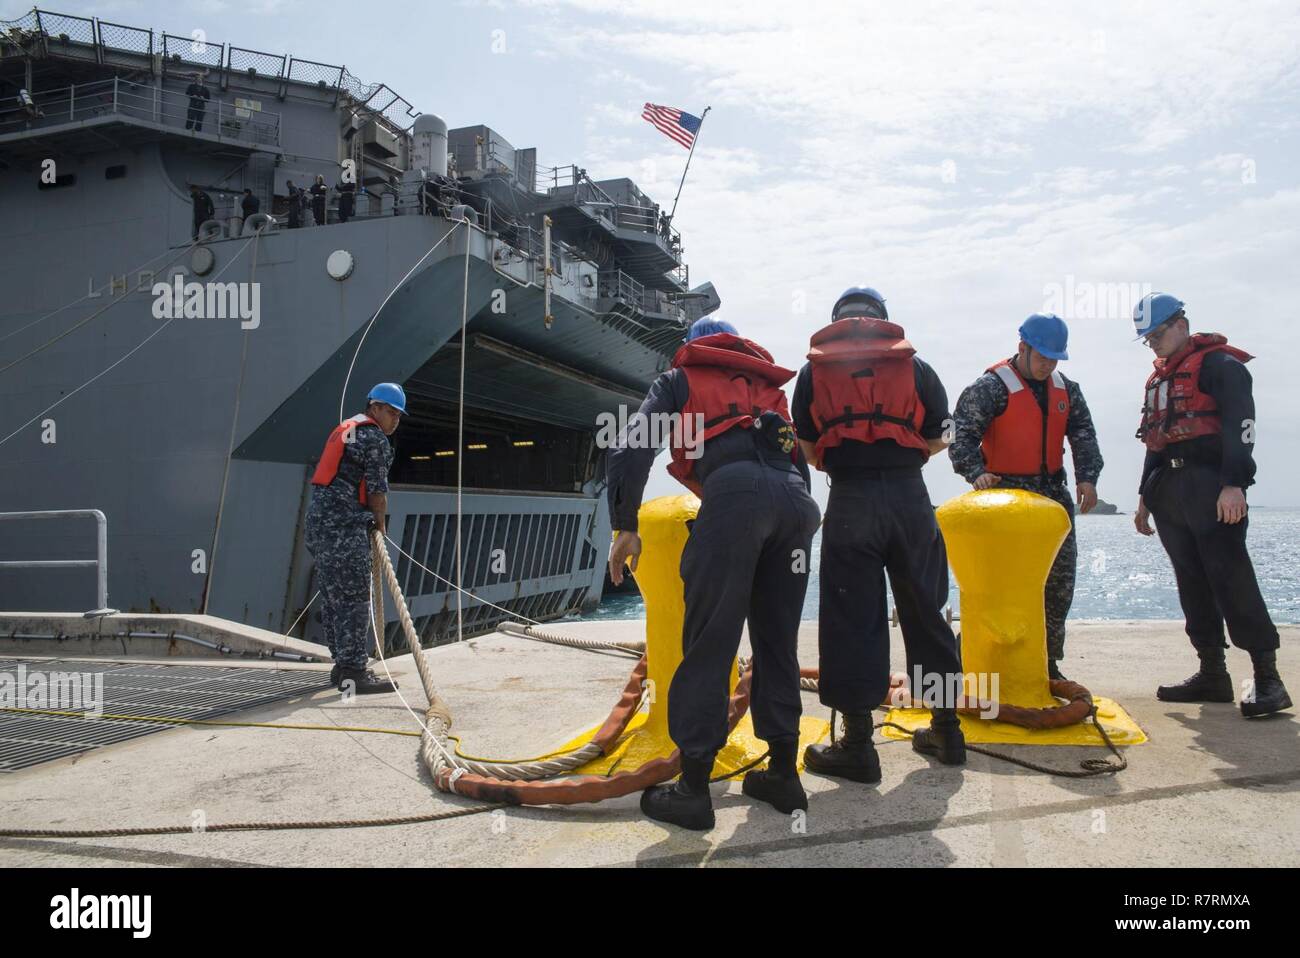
[606, 368, 819, 760]
[1140, 351, 1277, 656]
[792, 356, 961, 714]
[304, 422, 393, 669]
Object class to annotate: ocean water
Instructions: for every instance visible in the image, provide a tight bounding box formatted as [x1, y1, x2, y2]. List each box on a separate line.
[581, 508, 1300, 625]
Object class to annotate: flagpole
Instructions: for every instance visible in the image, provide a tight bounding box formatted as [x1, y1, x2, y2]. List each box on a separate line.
[669, 105, 710, 220]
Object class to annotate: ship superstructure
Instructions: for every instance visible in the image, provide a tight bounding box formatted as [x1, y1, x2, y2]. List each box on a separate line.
[0, 7, 720, 648]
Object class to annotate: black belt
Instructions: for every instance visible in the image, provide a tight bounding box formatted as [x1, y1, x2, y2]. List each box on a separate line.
[701, 448, 793, 477]
[829, 466, 923, 482]
[998, 468, 1068, 484]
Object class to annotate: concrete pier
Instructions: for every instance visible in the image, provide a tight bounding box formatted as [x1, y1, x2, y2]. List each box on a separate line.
[1, 620, 1296, 867]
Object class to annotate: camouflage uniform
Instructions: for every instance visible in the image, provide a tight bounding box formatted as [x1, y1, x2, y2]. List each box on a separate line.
[948, 364, 1104, 663]
[304, 421, 394, 669]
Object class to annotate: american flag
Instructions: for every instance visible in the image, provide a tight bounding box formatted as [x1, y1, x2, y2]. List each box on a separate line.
[641, 103, 702, 149]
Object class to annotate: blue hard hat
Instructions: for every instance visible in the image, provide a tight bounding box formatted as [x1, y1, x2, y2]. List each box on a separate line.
[1133, 292, 1185, 340]
[685, 317, 738, 342]
[832, 286, 888, 320]
[1019, 313, 1069, 361]
[367, 382, 408, 414]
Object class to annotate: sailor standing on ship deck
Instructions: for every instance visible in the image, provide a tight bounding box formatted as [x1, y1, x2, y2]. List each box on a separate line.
[1131, 293, 1291, 717]
[948, 313, 1103, 682]
[794, 287, 967, 777]
[189, 184, 214, 240]
[184, 73, 210, 133]
[607, 318, 820, 831]
[310, 175, 329, 226]
[304, 383, 407, 695]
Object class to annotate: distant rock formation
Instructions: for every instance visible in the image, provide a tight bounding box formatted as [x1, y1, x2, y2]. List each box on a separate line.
[1088, 497, 1121, 515]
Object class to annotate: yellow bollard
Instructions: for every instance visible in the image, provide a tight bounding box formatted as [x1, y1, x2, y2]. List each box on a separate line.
[561, 495, 829, 776]
[941, 488, 1068, 709]
[632, 496, 739, 742]
[882, 488, 1146, 746]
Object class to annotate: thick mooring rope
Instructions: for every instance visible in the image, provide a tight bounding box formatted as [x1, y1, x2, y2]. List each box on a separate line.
[369, 530, 605, 782]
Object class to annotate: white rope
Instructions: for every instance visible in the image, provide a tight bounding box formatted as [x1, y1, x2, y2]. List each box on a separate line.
[204, 228, 264, 613]
[497, 621, 644, 657]
[284, 590, 319, 638]
[0, 234, 260, 449]
[337, 219, 467, 422]
[383, 532, 546, 627]
[368, 531, 606, 780]
[456, 220, 470, 644]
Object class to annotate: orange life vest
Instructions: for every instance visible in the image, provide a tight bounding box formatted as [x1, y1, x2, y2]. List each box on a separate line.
[311, 414, 380, 505]
[1136, 333, 1252, 451]
[666, 332, 795, 488]
[981, 359, 1070, 477]
[805, 317, 928, 469]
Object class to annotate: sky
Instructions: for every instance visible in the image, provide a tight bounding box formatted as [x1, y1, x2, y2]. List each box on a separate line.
[37, 0, 1300, 509]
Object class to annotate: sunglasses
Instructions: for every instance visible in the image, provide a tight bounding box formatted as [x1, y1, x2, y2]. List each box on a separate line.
[1142, 319, 1176, 348]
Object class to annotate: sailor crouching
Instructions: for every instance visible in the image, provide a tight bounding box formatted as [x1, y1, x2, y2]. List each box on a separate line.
[948, 312, 1103, 682]
[304, 383, 407, 696]
[1132, 293, 1291, 717]
[794, 286, 966, 778]
[607, 318, 820, 831]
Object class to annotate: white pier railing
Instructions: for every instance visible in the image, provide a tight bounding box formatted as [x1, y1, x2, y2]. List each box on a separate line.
[0, 510, 116, 616]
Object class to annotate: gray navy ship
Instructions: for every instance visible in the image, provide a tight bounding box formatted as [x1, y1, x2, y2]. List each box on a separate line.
[0, 7, 719, 649]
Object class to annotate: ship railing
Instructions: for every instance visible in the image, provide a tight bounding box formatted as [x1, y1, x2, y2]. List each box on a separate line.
[597, 269, 645, 307]
[597, 269, 687, 324]
[0, 76, 282, 147]
[450, 143, 513, 179]
[0, 510, 116, 616]
[612, 203, 682, 256]
[1, 9, 415, 135]
[537, 164, 619, 225]
[341, 177, 501, 232]
[161, 31, 226, 74]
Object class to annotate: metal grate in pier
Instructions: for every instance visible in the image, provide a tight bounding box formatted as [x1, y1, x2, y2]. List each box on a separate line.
[0, 658, 331, 773]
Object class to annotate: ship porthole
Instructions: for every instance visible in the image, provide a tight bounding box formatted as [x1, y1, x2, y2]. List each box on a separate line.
[191, 246, 215, 276]
[326, 249, 354, 281]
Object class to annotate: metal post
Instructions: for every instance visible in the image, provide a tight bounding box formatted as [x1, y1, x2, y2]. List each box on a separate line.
[0, 509, 117, 617]
[542, 214, 554, 329]
[112, 76, 118, 113]
[69, 82, 74, 120]
[94, 511, 109, 612]
[669, 105, 710, 220]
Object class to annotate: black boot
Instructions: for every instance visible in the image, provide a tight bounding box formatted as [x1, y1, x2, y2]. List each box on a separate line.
[912, 708, 966, 765]
[804, 713, 881, 784]
[1242, 651, 1293, 718]
[329, 664, 341, 687]
[641, 755, 715, 830]
[742, 737, 808, 814]
[337, 666, 398, 695]
[1157, 648, 1233, 703]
